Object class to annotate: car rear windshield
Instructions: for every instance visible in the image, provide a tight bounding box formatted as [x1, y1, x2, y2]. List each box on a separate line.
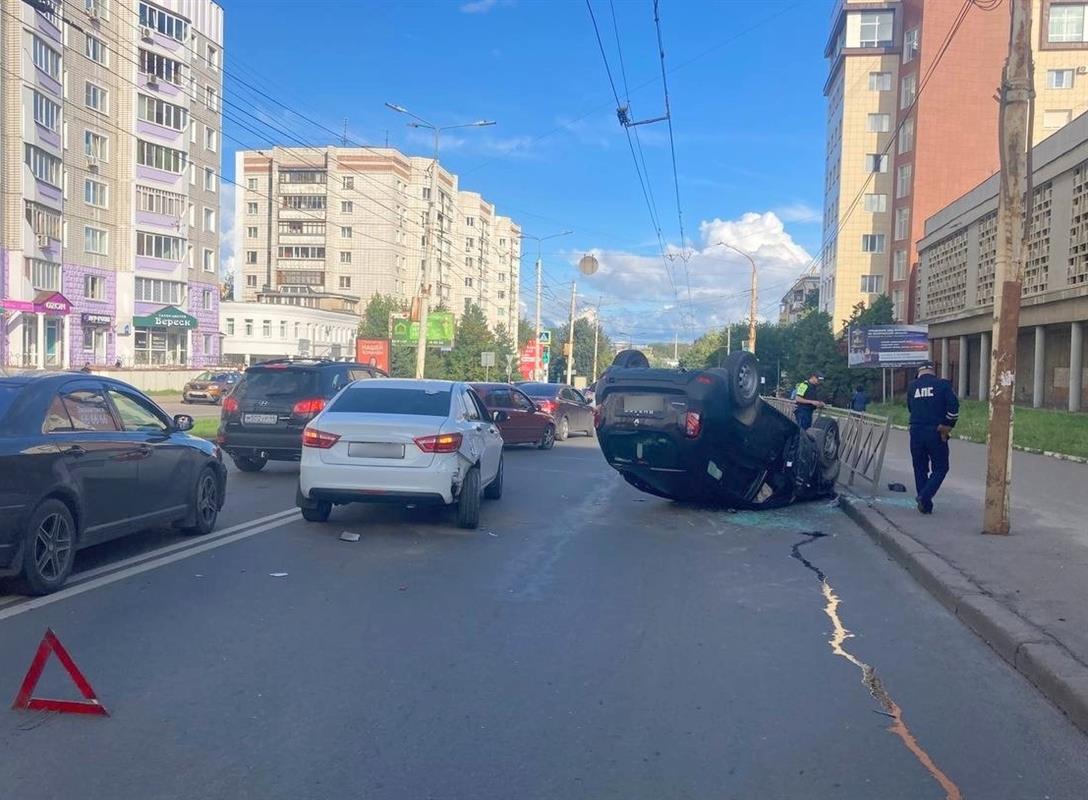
[328, 387, 451, 416]
[519, 383, 557, 398]
[0, 384, 21, 423]
[235, 369, 318, 400]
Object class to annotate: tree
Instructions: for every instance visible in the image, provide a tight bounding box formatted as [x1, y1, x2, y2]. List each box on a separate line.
[494, 323, 517, 381]
[517, 317, 537, 348]
[440, 303, 496, 381]
[220, 274, 234, 301]
[784, 311, 851, 404]
[841, 294, 895, 400]
[358, 293, 405, 338]
[680, 329, 724, 370]
[549, 317, 612, 383]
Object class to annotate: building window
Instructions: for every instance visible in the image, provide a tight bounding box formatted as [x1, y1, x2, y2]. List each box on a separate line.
[136, 232, 185, 261]
[201, 289, 213, 311]
[341, 226, 352, 238]
[84, 226, 108, 255]
[137, 94, 188, 131]
[894, 206, 910, 240]
[205, 86, 218, 112]
[279, 221, 325, 235]
[203, 208, 216, 233]
[139, 49, 184, 85]
[84, 178, 108, 208]
[139, 1, 188, 41]
[1043, 109, 1073, 129]
[262, 320, 272, 338]
[466, 217, 476, 227]
[863, 193, 887, 213]
[26, 202, 62, 240]
[860, 275, 884, 294]
[247, 177, 258, 190]
[1049, 5, 1086, 43]
[896, 164, 912, 198]
[422, 187, 431, 200]
[84, 131, 109, 161]
[247, 226, 258, 238]
[226, 318, 235, 335]
[861, 234, 886, 253]
[892, 289, 906, 321]
[343, 176, 354, 189]
[33, 91, 60, 132]
[893, 250, 908, 281]
[900, 74, 917, 109]
[203, 248, 215, 272]
[282, 195, 327, 210]
[341, 200, 353, 213]
[340, 251, 352, 264]
[205, 126, 217, 151]
[247, 202, 259, 215]
[246, 251, 258, 264]
[26, 258, 60, 291]
[465, 276, 474, 288]
[206, 45, 219, 69]
[898, 117, 915, 154]
[1048, 69, 1075, 89]
[497, 290, 505, 300]
[244, 319, 253, 336]
[85, 274, 105, 300]
[136, 139, 186, 173]
[867, 113, 891, 133]
[858, 11, 893, 48]
[84, 82, 109, 114]
[204, 168, 217, 192]
[32, 36, 61, 79]
[246, 275, 257, 288]
[24, 145, 61, 187]
[277, 321, 286, 338]
[278, 246, 325, 259]
[903, 28, 919, 64]
[137, 186, 186, 217]
[866, 153, 888, 173]
[339, 276, 351, 289]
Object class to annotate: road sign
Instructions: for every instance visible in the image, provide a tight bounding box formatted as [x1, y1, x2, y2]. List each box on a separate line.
[480, 351, 496, 368]
[542, 349, 551, 365]
[12, 628, 108, 716]
[538, 330, 551, 345]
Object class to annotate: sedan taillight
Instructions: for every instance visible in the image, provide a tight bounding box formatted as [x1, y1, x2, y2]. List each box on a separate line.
[302, 427, 340, 449]
[414, 433, 463, 454]
[684, 411, 702, 438]
[293, 397, 326, 416]
[538, 399, 557, 416]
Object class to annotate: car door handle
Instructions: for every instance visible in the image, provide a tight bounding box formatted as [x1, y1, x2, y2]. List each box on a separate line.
[62, 445, 86, 457]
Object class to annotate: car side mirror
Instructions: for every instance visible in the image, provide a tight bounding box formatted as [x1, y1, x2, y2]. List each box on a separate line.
[173, 414, 194, 432]
[493, 410, 509, 423]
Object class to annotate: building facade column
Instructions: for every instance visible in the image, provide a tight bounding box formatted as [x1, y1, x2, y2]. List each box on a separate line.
[940, 338, 950, 379]
[62, 316, 70, 369]
[1070, 321, 1084, 413]
[978, 330, 991, 402]
[1033, 325, 1046, 408]
[36, 314, 45, 370]
[958, 335, 969, 398]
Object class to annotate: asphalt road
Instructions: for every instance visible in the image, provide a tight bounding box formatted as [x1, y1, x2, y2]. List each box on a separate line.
[157, 395, 222, 419]
[1, 438, 1086, 799]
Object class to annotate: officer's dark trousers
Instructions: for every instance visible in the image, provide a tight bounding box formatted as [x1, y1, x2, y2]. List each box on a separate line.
[909, 425, 949, 506]
[795, 407, 813, 430]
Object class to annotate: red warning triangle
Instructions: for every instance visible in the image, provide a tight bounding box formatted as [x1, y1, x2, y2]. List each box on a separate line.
[11, 628, 108, 716]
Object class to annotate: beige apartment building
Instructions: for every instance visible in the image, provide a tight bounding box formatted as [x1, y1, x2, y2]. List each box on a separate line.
[234, 146, 521, 340]
[1, 0, 224, 368]
[821, 0, 1088, 331]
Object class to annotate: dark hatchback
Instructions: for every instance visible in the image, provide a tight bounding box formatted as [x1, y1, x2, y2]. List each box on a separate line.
[0, 372, 227, 595]
[517, 383, 594, 441]
[218, 358, 386, 472]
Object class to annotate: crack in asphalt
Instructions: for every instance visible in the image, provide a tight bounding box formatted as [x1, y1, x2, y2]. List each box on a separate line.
[791, 532, 964, 800]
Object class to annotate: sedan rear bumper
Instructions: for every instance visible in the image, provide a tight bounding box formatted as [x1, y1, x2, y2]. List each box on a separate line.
[299, 456, 461, 505]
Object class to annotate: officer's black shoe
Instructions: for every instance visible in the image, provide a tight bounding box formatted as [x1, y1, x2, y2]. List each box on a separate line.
[916, 497, 933, 515]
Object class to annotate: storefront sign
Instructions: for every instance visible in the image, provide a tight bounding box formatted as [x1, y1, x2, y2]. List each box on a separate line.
[34, 292, 72, 315]
[81, 313, 113, 326]
[133, 305, 197, 330]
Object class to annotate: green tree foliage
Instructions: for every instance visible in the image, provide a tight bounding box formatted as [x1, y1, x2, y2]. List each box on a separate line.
[438, 303, 496, 381]
[549, 318, 613, 383]
[493, 323, 517, 381]
[517, 317, 537, 348]
[358, 294, 405, 338]
[840, 295, 896, 398]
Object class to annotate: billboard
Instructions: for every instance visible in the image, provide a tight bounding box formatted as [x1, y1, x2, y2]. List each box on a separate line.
[390, 311, 455, 348]
[848, 324, 930, 368]
[355, 338, 391, 373]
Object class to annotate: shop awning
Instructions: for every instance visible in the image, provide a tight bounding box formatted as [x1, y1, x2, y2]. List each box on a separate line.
[33, 291, 72, 315]
[133, 305, 197, 330]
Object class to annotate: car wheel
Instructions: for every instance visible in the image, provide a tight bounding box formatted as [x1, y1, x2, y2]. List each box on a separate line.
[457, 467, 481, 529]
[185, 467, 221, 535]
[18, 499, 77, 596]
[538, 424, 556, 450]
[181, 396, 190, 404]
[484, 456, 503, 500]
[301, 502, 332, 523]
[557, 415, 570, 441]
[233, 454, 267, 472]
[812, 417, 841, 467]
[724, 351, 760, 409]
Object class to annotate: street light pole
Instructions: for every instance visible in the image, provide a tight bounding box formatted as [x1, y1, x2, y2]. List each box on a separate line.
[717, 242, 758, 354]
[523, 230, 572, 381]
[566, 281, 577, 386]
[385, 103, 496, 378]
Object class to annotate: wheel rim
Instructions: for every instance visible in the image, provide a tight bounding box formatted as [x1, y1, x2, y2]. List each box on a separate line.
[736, 361, 757, 400]
[33, 512, 73, 582]
[197, 473, 218, 526]
[823, 430, 838, 460]
[544, 427, 554, 446]
[560, 418, 569, 437]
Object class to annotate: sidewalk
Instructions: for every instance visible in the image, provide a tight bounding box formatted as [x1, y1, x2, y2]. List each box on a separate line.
[840, 428, 1088, 735]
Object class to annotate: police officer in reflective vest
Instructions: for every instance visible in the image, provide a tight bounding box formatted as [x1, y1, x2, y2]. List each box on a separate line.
[906, 361, 959, 514]
[793, 372, 825, 430]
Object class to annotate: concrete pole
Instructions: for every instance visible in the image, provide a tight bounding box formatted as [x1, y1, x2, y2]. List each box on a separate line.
[979, 331, 991, 402]
[534, 255, 543, 381]
[958, 335, 969, 398]
[415, 128, 439, 379]
[1070, 321, 1084, 413]
[1032, 325, 1046, 408]
[36, 314, 45, 369]
[565, 282, 577, 386]
[983, 0, 1033, 535]
[940, 338, 950, 379]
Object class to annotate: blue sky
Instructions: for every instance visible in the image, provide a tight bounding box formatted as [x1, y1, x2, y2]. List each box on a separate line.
[218, 0, 830, 341]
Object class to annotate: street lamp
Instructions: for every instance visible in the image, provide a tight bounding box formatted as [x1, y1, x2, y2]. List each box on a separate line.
[715, 242, 758, 355]
[385, 103, 496, 378]
[522, 230, 572, 381]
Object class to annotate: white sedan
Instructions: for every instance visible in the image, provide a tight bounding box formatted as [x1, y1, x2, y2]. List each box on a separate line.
[295, 379, 504, 529]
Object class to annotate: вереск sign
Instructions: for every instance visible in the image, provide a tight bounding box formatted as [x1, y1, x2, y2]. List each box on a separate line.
[132, 305, 198, 330]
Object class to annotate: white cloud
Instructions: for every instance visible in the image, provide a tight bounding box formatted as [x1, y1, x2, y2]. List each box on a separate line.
[571, 211, 813, 341]
[773, 202, 821, 224]
[219, 181, 236, 283]
[460, 0, 513, 13]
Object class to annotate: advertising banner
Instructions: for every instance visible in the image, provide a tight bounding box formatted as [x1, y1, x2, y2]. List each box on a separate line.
[390, 311, 455, 348]
[848, 324, 930, 368]
[355, 338, 391, 373]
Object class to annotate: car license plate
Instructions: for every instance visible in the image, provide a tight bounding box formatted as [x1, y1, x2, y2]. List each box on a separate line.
[243, 413, 278, 425]
[348, 442, 405, 459]
[621, 394, 664, 414]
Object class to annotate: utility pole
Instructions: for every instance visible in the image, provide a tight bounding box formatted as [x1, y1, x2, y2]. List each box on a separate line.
[726, 325, 731, 356]
[716, 242, 758, 353]
[592, 297, 602, 381]
[523, 231, 572, 381]
[673, 332, 678, 363]
[984, 0, 1033, 536]
[565, 281, 577, 386]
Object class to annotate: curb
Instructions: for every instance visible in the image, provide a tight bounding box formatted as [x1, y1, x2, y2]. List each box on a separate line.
[886, 423, 1088, 464]
[839, 494, 1088, 736]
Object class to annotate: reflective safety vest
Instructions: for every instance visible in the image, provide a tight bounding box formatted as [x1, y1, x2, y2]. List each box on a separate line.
[791, 381, 809, 401]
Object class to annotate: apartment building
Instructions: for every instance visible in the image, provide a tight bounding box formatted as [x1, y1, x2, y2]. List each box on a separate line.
[219, 300, 357, 365]
[917, 109, 1088, 411]
[778, 272, 819, 325]
[820, 0, 1088, 331]
[234, 146, 521, 341]
[0, 0, 223, 369]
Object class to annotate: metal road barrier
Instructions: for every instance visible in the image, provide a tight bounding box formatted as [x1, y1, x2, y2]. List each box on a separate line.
[761, 397, 892, 497]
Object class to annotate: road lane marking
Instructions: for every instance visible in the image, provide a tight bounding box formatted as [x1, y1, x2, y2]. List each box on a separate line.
[0, 510, 301, 621]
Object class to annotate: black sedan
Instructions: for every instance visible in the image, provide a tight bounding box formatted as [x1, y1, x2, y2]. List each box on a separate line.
[0, 372, 227, 595]
[516, 382, 594, 441]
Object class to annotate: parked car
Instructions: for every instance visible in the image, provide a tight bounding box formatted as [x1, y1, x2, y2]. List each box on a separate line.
[471, 382, 556, 449]
[182, 370, 241, 405]
[0, 372, 227, 595]
[516, 382, 594, 441]
[218, 358, 386, 472]
[296, 379, 503, 529]
[594, 351, 840, 509]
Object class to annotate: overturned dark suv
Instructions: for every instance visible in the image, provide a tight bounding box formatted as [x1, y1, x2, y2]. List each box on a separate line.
[594, 352, 840, 509]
